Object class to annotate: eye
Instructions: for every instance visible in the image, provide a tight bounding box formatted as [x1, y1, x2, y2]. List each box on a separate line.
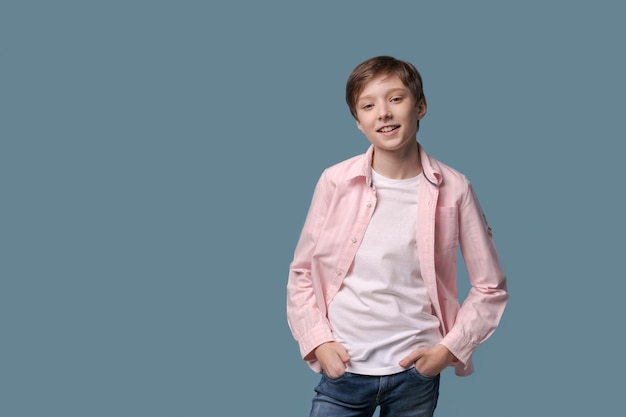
[390, 96, 403, 103]
[361, 103, 374, 110]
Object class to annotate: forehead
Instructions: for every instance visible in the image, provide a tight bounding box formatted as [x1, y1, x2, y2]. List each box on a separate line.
[357, 74, 409, 100]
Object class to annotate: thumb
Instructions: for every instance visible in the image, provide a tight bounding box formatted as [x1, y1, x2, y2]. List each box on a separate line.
[337, 346, 351, 363]
[399, 347, 425, 368]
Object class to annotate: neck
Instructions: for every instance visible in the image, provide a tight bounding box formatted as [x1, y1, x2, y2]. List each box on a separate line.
[371, 143, 422, 179]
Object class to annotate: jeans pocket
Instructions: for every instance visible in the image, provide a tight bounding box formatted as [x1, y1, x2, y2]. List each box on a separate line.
[322, 370, 349, 382]
[411, 366, 437, 380]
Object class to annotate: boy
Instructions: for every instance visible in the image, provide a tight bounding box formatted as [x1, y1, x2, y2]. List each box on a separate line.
[287, 56, 508, 417]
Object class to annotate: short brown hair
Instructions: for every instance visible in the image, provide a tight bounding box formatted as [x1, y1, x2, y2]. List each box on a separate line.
[346, 56, 426, 120]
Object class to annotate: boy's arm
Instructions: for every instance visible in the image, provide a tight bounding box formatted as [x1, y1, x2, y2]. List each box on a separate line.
[286, 171, 335, 367]
[440, 183, 508, 366]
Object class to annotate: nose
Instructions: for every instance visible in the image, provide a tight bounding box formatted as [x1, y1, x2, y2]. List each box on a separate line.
[378, 103, 391, 120]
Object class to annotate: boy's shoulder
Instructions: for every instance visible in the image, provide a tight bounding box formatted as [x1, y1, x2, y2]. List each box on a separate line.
[316, 145, 471, 188]
[420, 146, 470, 187]
[432, 156, 469, 182]
[321, 151, 369, 181]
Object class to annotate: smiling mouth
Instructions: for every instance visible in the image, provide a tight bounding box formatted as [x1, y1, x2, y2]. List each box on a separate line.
[378, 125, 400, 133]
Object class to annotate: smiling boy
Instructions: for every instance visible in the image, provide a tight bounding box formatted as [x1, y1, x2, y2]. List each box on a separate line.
[287, 56, 508, 417]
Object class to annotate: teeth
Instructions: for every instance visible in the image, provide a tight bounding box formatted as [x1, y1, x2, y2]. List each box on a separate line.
[379, 126, 397, 133]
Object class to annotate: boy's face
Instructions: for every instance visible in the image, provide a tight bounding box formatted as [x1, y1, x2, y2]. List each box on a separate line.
[355, 74, 426, 155]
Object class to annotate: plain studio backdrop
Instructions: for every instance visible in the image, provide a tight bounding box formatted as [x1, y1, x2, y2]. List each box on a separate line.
[1, 1, 624, 416]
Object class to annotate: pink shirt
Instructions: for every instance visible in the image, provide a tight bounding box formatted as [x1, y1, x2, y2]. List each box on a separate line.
[286, 143, 508, 376]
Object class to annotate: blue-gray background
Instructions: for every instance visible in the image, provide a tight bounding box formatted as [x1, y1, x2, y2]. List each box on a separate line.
[2, 1, 624, 416]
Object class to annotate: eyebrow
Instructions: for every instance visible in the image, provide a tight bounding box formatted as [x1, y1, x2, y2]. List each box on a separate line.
[357, 88, 409, 102]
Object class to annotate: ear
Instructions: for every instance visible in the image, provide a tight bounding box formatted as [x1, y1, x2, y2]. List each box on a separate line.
[416, 99, 427, 120]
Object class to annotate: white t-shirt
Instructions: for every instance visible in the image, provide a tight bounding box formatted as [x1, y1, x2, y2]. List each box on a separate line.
[327, 169, 442, 375]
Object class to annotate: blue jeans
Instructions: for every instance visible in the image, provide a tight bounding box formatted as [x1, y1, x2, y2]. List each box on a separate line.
[309, 369, 440, 417]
